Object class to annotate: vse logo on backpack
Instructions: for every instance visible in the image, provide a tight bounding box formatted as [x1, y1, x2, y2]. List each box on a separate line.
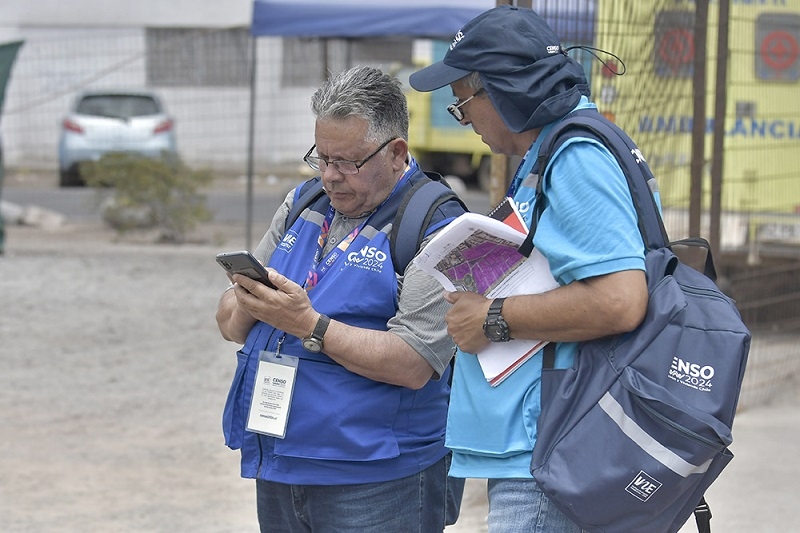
[520, 110, 751, 533]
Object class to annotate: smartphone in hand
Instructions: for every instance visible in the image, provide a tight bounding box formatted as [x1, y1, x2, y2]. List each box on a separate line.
[216, 251, 278, 290]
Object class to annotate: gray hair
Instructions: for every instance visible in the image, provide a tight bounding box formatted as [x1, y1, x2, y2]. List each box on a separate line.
[463, 71, 484, 92]
[310, 66, 409, 143]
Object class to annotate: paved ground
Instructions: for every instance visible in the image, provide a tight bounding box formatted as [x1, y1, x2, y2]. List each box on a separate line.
[1, 201, 799, 532]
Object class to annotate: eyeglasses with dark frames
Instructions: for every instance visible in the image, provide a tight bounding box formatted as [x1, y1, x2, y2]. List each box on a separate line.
[303, 138, 396, 175]
[447, 88, 485, 122]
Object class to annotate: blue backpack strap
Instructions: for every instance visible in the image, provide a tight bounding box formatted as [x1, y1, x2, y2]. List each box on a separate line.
[518, 109, 668, 258]
[390, 171, 468, 276]
[284, 176, 326, 233]
[283, 171, 468, 276]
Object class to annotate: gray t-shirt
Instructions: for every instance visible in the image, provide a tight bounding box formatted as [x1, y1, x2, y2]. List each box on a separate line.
[252, 189, 454, 379]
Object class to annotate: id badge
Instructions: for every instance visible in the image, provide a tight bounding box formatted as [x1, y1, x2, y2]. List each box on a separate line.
[246, 350, 299, 439]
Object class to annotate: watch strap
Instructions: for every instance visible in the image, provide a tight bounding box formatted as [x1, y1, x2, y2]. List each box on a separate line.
[309, 313, 330, 342]
[302, 313, 330, 352]
[484, 297, 512, 342]
[488, 297, 506, 316]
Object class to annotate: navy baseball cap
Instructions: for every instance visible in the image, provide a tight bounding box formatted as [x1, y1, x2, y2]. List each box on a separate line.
[409, 5, 590, 132]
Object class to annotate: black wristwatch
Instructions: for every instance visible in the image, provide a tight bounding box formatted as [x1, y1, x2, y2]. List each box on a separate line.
[483, 298, 512, 342]
[302, 314, 330, 353]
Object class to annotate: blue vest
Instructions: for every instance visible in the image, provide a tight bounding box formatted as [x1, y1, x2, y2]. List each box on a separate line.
[222, 167, 459, 485]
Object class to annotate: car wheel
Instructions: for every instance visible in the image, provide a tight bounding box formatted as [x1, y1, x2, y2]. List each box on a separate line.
[59, 165, 84, 187]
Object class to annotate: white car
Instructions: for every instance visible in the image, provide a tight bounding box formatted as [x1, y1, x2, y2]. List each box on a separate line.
[58, 90, 177, 186]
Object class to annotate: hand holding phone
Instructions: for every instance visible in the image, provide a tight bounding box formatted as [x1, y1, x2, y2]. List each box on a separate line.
[216, 251, 278, 290]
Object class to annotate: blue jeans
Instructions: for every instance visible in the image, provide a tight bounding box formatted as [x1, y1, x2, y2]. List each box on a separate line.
[487, 478, 584, 533]
[256, 455, 452, 532]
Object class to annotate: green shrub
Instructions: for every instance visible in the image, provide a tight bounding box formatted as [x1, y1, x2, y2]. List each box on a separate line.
[81, 152, 213, 243]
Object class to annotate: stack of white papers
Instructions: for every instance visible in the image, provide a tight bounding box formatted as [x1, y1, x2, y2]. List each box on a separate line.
[414, 209, 559, 386]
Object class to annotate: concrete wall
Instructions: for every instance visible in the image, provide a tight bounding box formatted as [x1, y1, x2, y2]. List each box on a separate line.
[0, 1, 317, 175]
[0, 0, 252, 28]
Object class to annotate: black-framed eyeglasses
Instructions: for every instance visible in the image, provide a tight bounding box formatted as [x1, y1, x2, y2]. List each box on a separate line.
[447, 89, 485, 122]
[303, 138, 395, 175]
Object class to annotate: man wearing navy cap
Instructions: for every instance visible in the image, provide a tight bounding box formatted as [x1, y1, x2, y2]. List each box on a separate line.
[411, 6, 651, 532]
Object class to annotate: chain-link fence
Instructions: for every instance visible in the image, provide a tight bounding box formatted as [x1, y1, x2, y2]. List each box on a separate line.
[2, 0, 799, 407]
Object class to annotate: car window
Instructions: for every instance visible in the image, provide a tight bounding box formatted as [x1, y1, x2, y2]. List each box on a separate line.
[76, 95, 161, 119]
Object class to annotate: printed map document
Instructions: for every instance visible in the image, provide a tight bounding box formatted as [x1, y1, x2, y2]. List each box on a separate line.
[414, 211, 559, 386]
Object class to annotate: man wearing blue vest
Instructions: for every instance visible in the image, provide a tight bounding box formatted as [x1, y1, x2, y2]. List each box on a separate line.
[410, 6, 652, 533]
[216, 66, 466, 532]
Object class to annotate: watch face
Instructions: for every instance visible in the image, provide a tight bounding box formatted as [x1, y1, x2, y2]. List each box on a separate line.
[485, 324, 502, 342]
[303, 338, 322, 353]
[484, 318, 511, 342]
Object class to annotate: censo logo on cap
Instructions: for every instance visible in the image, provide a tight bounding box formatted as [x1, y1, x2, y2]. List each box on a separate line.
[450, 31, 465, 50]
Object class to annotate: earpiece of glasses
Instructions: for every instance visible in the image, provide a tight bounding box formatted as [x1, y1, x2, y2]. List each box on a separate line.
[447, 89, 485, 122]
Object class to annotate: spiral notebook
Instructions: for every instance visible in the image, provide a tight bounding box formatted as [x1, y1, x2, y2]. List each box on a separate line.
[487, 197, 527, 235]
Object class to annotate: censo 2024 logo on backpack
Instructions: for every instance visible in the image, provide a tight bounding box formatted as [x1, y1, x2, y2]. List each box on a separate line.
[669, 356, 714, 393]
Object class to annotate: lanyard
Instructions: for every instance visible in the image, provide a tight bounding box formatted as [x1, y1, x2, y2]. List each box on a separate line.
[303, 159, 418, 290]
[304, 205, 361, 290]
[506, 143, 539, 225]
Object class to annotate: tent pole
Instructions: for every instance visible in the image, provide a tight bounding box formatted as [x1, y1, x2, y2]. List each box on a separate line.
[709, 0, 730, 264]
[245, 35, 257, 250]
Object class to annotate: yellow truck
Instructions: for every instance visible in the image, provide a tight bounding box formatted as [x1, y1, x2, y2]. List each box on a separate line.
[403, 39, 494, 190]
[593, 0, 800, 216]
[406, 0, 800, 228]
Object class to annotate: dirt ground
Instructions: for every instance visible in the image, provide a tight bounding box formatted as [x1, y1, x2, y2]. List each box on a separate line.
[0, 219, 490, 532]
[3, 209, 800, 532]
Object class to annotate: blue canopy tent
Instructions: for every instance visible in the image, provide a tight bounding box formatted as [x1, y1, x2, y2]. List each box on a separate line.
[243, 1, 594, 245]
[251, 0, 495, 38]
[242, 0, 496, 246]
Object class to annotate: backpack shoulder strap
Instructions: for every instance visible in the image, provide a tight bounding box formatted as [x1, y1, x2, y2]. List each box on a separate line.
[518, 109, 668, 257]
[389, 170, 468, 276]
[284, 176, 326, 232]
[285, 172, 468, 276]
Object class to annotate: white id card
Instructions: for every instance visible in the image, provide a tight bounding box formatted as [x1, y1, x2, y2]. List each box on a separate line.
[246, 351, 299, 439]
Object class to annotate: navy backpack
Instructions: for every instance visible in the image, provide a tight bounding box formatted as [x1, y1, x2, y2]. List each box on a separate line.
[521, 109, 751, 533]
